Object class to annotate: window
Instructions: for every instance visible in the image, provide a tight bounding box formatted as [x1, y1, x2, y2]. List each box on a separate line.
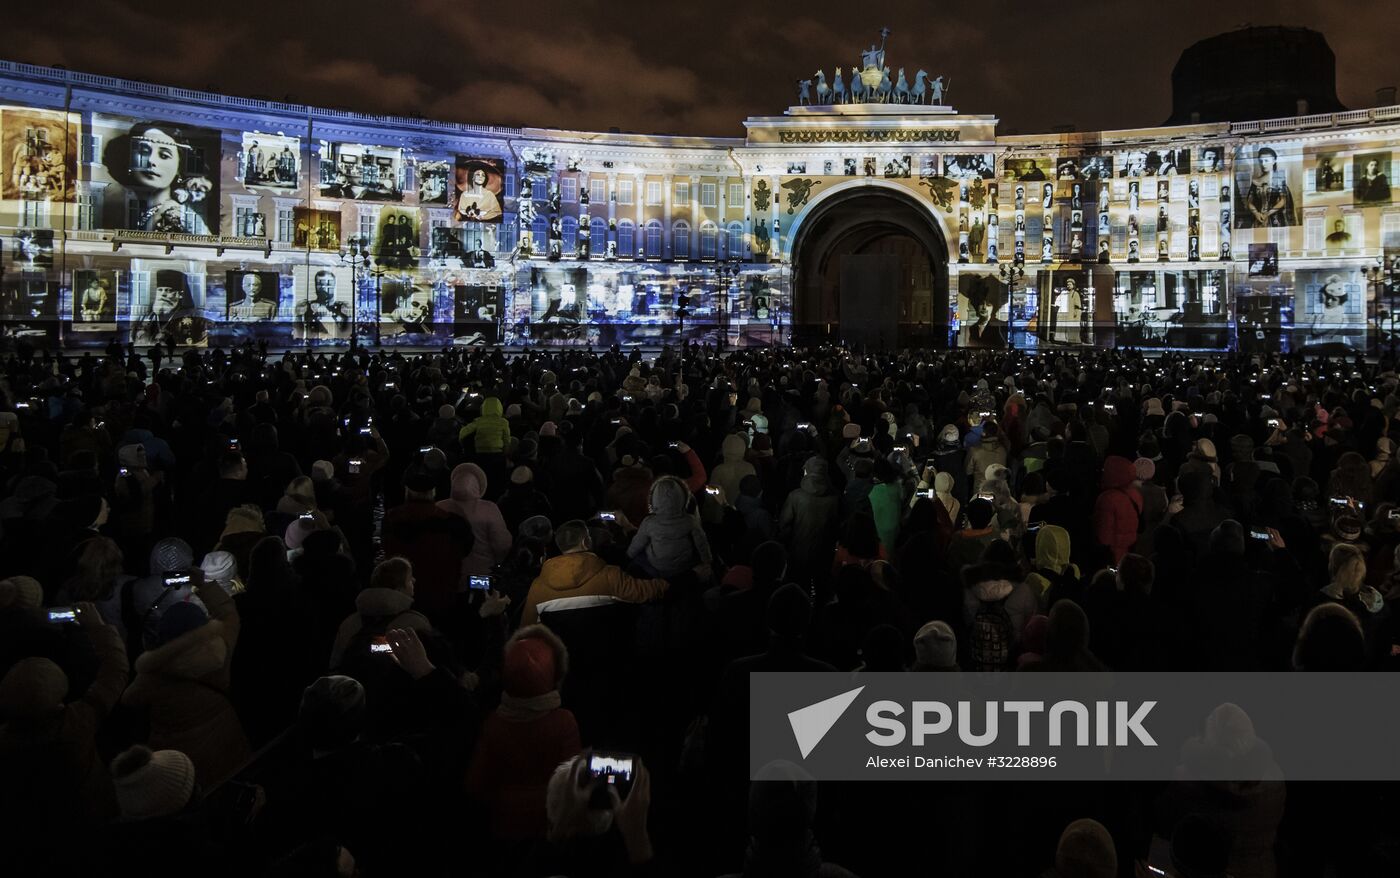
[561, 216, 578, 251]
[532, 214, 548, 251]
[646, 181, 662, 206]
[1304, 216, 1324, 252]
[500, 214, 517, 252]
[590, 216, 608, 248]
[617, 219, 635, 255]
[701, 183, 717, 208]
[700, 222, 718, 258]
[235, 205, 260, 238]
[20, 198, 50, 228]
[277, 207, 295, 243]
[644, 220, 663, 257]
[1344, 212, 1363, 247]
[75, 191, 100, 231]
[672, 220, 690, 258]
[81, 134, 103, 165]
[358, 208, 379, 244]
[727, 221, 745, 257]
[674, 182, 690, 206]
[1383, 212, 1400, 248]
[560, 177, 577, 203]
[590, 178, 608, 204]
[126, 196, 142, 230]
[131, 271, 149, 314]
[505, 174, 516, 198]
[617, 179, 634, 205]
[728, 183, 743, 209]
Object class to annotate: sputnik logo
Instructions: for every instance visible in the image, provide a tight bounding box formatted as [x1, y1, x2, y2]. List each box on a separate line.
[787, 686, 865, 758]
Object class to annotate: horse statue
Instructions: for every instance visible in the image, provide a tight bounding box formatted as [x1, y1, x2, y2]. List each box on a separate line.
[911, 70, 929, 104]
[894, 68, 910, 104]
[797, 79, 812, 105]
[848, 66, 867, 103]
[813, 70, 831, 105]
[930, 75, 947, 106]
[833, 68, 846, 104]
[875, 67, 893, 104]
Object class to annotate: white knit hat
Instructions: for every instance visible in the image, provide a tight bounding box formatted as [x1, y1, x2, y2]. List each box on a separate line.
[111, 746, 197, 819]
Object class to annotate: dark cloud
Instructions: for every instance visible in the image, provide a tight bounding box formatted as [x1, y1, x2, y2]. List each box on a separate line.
[7, 0, 1398, 136]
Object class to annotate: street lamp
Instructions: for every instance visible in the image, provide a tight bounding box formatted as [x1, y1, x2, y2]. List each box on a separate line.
[339, 236, 371, 349]
[998, 262, 1026, 350]
[1364, 255, 1396, 361]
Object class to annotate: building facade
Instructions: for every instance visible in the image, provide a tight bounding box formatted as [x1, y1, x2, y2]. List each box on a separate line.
[0, 57, 1398, 353]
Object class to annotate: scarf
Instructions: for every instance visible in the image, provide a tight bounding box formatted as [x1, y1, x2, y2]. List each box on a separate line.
[496, 690, 561, 722]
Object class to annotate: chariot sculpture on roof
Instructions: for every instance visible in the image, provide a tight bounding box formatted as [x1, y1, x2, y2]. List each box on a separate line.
[797, 28, 948, 107]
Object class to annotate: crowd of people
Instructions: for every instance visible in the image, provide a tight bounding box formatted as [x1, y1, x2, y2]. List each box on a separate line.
[2, 338, 1399, 877]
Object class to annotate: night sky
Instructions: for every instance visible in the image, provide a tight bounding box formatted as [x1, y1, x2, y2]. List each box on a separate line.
[13, 1, 1400, 137]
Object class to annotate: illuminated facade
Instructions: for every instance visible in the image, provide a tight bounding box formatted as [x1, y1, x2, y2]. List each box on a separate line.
[1, 57, 1398, 352]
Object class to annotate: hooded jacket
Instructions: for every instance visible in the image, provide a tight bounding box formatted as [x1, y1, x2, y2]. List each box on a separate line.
[1093, 456, 1143, 564]
[932, 471, 961, 523]
[711, 434, 757, 503]
[521, 552, 669, 626]
[627, 476, 712, 578]
[120, 584, 250, 787]
[868, 480, 904, 556]
[328, 586, 433, 669]
[778, 464, 838, 571]
[437, 463, 511, 576]
[1025, 525, 1081, 595]
[459, 396, 511, 454]
[961, 575, 1038, 648]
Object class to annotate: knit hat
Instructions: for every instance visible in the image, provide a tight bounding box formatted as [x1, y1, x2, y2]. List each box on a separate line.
[1133, 457, 1156, 482]
[220, 505, 264, 539]
[285, 515, 325, 550]
[300, 675, 366, 750]
[0, 657, 68, 717]
[938, 424, 960, 450]
[310, 460, 335, 482]
[912, 621, 958, 671]
[157, 601, 209, 646]
[199, 551, 239, 592]
[841, 423, 861, 440]
[117, 444, 148, 469]
[284, 476, 316, 508]
[151, 537, 194, 574]
[540, 421, 558, 437]
[422, 447, 447, 471]
[1144, 397, 1165, 417]
[503, 634, 559, 698]
[510, 466, 532, 485]
[505, 403, 522, 419]
[1194, 438, 1217, 460]
[518, 514, 554, 543]
[1055, 818, 1117, 878]
[0, 575, 43, 610]
[111, 746, 197, 820]
[438, 404, 456, 420]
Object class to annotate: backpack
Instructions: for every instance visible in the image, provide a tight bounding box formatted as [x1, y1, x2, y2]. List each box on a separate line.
[971, 596, 1013, 671]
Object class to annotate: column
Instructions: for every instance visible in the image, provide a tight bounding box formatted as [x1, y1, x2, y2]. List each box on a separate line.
[690, 174, 701, 258]
[663, 174, 673, 259]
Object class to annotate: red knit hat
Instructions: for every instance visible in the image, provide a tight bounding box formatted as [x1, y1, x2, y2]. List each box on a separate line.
[503, 635, 557, 697]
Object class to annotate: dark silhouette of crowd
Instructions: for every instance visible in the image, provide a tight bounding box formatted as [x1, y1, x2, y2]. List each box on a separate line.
[2, 339, 1399, 877]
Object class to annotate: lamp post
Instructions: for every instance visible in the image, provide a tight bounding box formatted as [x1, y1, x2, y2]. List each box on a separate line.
[338, 236, 371, 350]
[1364, 255, 1396, 362]
[998, 262, 1026, 350]
[716, 262, 733, 353]
[676, 270, 692, 383]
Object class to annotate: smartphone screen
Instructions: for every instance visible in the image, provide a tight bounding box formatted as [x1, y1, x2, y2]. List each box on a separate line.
[369, 636, 393, 654]
[1250, 529, 1271, 541]
[162, 573, 192, 590]
[348, 459, 363, 474]
[419, 446, 434, 454]
[118, 467, 130, 477]
[588, 752, 636, 799]
[47, 607, 78, 625]
[705, 486, 721, 497]
[468, 575, 492, 591]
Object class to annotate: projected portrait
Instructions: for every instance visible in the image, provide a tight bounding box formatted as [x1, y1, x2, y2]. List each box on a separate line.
[958, 274, 1007, 349]
[12, 229, 54, 268]
[0, 280, 59, 343]
[99, 118, 219, 234]
[1247, 243, 1279, 277]
[376, 209, 419, 269]
[1235, 144, 1299, 228]
[226, 271, 281, 320]
[2, 107, 78, 202]
[294, 208, 342, 251]
[241, 133, 299, 190]
[293, 265, 353, 342]
[381, 276, 433, 338]
[1295, 269, 1364, 354]
[71, 270, 117, 331]
[453, 283, 501, 346]
[131, 267, 207, 347]
[418, 160, 450, 204]
[452, 156, 505, 222]
[1056, 155, 1113, 181]
[1354, 152, 1392, 205]
[318, 142, 402, 200]
[942, 154, 994, 180]
[1003, 157, 1053, 181]
[1313, 152, 1345, 193]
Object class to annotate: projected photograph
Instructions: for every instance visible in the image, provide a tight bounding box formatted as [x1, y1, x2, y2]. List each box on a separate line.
[292, 264, 353, 343]
[129, 266, 208, 347]
[956, 274, 1008, 348]
[1248, 243, 1279, 277]
[1313, 151, 1345, 193]
[525, 265, 588, 341]
[418, 160, 450, 204]
[96, 116, 220, 234]
[452, 156, 506, 222]
[1354, 152, 1392, 205]
[1197, 146, 1226, 174]
[294, 207, 342, 251]
[0, 280, 59, 343]
[453, 282, 501, 345]
[1002, 156, 1053, 181]
[1235, 143, 1300, 228]
[942, 154, 994, 180]
[226, 270, 281, 320]
[318, 142, 403, 200]
[379, 275, 434, 340]
[71, 269, 118, 332]
[1035, 271, 1091, 346]
[375, 208, 419, 269]
[1056, 155, 1113, 181]
[1117, 149, 1190, 177]
[241, 133, 299, 190]
[2, 106, 78, 202]
[12, 229, 54, 269]
[1294, 268, 1365, 354]
[1113, 269, 1227, 348]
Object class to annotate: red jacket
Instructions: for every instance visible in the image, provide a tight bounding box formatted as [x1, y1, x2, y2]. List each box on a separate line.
[1093, 456, 1143, 564]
